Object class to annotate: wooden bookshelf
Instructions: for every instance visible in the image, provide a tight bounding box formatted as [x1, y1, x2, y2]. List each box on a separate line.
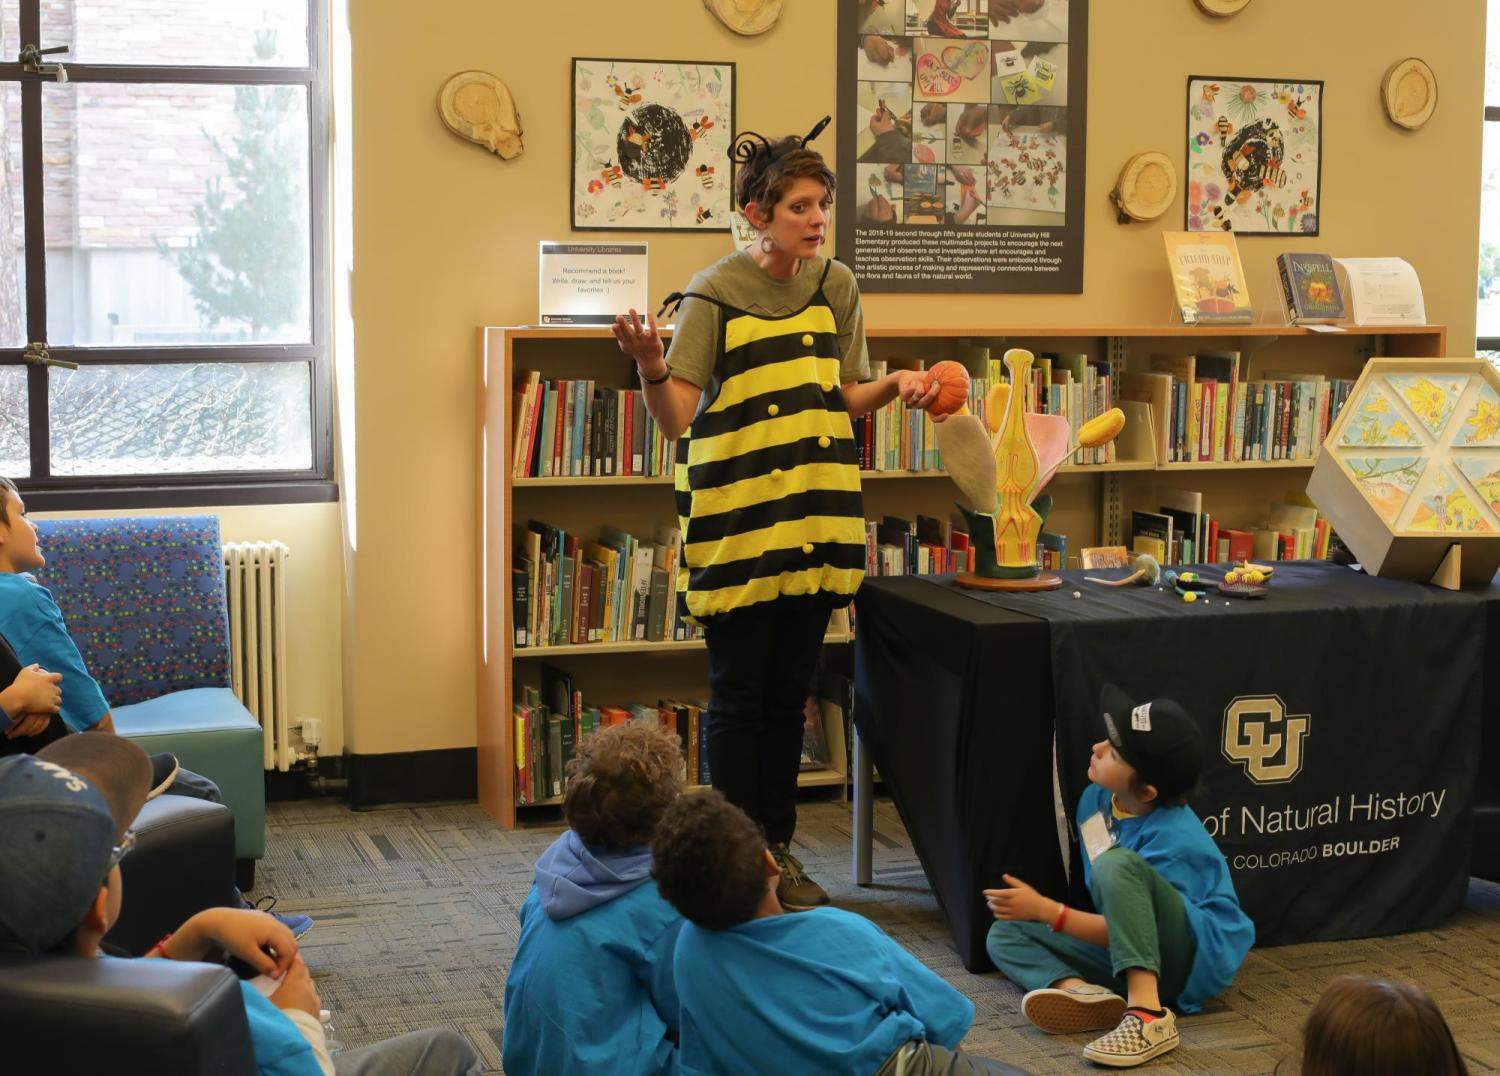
[515, 629, 851, 658]
[1158, 459, 1316, 471]
[478, 322, 1447, 826]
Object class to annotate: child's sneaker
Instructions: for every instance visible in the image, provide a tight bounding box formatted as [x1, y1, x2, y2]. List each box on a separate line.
[243, 893, 314, 940]
[769, 843, 829, 911]
[1021, 983, 1127, 1033]
[1082, 1008, 1179, 1068]
[145, 753, 180, 799]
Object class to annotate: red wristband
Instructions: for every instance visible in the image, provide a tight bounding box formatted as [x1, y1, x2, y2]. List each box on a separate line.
[1049, 903, 1068, 933]
[146, 932, 174, 958]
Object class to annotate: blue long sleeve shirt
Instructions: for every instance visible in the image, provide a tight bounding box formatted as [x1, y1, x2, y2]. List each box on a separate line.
[503, 831, 683, 1075]
[674, 906, 974, 1076]
[0, 573, 110, 731]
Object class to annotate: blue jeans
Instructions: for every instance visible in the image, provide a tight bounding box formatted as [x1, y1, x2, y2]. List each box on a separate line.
[334, 1028, 480, 1076]
[165, 766, 222, 802]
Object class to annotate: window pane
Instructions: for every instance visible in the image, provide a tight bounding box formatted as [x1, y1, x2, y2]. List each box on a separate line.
[0, 366, 26, 476]
[1480, 124, 1500, 339]
[0, 78, 23, 349]
[44, 82, 311, 347]
[1490, 7, 1500, 108]
[0, 1, 17, 65]
[49, 362, 312, 476]
[64, 1, 308, 68]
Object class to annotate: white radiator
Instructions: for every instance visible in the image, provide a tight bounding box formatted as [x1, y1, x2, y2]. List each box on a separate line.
[223, 541, 295, 772]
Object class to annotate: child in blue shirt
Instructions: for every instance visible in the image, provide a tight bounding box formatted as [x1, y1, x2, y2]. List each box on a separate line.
[651, 788, 1026, 1076]
[0, 733, 478, 1076]
[0, 477, 311, 937]
[0, 478, 213, 795]
[985, 685, 1254, 1068]
[503, 721, 687, 1076]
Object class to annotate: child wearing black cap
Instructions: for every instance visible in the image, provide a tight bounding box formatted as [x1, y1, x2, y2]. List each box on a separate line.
[983, 685, 1254, 1068]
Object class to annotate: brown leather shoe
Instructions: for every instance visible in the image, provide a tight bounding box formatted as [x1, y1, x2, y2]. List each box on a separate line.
[770, 843, 829, 911]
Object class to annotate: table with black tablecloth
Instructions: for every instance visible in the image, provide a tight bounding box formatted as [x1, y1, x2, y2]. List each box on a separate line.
[852, 562, 1500, 972]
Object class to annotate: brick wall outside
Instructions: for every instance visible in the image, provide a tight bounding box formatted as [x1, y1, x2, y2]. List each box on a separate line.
[1, 0, 309, 254]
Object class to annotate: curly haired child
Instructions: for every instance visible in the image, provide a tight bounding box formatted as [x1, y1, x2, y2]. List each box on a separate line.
[652, 788, 1026, 1075]
[502, 720, 686, 1075]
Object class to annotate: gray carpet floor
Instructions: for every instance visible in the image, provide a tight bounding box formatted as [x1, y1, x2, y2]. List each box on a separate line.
[256, 796, 1500, 1074]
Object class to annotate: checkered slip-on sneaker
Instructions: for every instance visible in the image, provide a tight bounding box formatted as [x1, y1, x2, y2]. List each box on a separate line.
[1082, 1009, 1179, 1068]
[1021, 984, 1127, 1034]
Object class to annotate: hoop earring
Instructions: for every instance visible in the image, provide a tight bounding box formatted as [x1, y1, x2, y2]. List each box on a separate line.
[759, 234, 777, 254]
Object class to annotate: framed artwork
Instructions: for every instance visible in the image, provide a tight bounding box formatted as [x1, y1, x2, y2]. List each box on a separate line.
[839, 1, 1089, 292]
[571, 57, 735, 232]
[1184, 76, 1322, 235]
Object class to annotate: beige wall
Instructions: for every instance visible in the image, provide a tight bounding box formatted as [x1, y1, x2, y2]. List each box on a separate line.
[32, 502, 347, 755]
[346, 0, 1486, 754]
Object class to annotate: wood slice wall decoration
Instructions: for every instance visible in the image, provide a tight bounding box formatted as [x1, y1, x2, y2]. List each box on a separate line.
[1110, 151, 1177, 223]
[1193, 0, 1250, 14]
[704, 0, 783, 35]
[439, 71, 524, 159]
[1381, 58, 1437, 130]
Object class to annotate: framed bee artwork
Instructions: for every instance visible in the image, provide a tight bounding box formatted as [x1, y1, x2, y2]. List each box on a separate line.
[1184, 76, 1323, 235]
[571, 57, 736, 231]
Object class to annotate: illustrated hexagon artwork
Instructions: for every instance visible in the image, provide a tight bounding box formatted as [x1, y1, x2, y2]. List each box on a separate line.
[1307, 358, 1500, 585]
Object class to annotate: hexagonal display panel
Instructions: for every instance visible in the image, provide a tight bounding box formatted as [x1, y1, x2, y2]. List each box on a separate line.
[1308, 358, 1500, 584]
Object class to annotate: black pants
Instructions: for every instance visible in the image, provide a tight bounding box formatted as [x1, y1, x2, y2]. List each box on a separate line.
[703, 600, 833, 846]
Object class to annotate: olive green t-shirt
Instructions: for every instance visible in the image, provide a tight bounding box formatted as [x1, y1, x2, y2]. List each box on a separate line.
[663, 251, 871, 390]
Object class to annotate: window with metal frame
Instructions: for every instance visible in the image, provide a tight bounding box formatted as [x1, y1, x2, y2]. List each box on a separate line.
[0, 0, 332, 509]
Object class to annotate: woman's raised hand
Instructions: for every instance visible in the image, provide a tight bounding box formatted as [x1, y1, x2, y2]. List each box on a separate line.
[611, 309, 665, 368]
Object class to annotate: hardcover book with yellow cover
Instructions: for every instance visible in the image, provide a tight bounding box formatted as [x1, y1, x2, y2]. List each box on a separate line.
[1163, 231, 1252, 325]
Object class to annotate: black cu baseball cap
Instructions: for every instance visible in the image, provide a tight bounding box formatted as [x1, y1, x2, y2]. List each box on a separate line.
[1100, 684, 1203, 801]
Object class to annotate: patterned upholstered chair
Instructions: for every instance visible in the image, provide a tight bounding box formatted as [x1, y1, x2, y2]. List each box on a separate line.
[32, 516, 266, 881]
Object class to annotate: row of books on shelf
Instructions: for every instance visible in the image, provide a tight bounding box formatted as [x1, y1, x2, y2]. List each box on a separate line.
[514, 666, 711, 804]
[513, 520, 699, 649]
[511, 372, 676, 478]
[515, 509, 1071, 651]
[1130, 488, 1335, 566]
[510, 349, 1123, 481]
[857, 353, 1118, 471]
[1122, 354, 1356, 465]
[863, 513, 1067, 575]
[515, 665, 855, 805]
[987, 352, 1117, 466]
[515, 511, 1072, 652]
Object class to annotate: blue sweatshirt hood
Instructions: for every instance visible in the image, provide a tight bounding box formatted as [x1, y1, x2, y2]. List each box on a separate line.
[534, 829, 655, 920]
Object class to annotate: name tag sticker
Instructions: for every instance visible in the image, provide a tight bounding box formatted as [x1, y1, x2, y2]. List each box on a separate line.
[1131, 703, 1152, 732]
[1081, 811, 1113, 863]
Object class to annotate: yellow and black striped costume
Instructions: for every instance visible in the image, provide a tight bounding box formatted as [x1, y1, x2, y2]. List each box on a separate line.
[671, 262, 866, 623]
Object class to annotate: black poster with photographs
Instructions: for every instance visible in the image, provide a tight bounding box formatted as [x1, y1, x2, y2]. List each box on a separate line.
[836, 0, 1087, 293]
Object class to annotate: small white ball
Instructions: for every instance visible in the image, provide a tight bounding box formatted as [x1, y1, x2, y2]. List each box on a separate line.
[1072, 590, 1081, 599]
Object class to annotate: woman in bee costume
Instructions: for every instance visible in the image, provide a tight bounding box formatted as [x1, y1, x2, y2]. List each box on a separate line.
[613, 117, 938, 910]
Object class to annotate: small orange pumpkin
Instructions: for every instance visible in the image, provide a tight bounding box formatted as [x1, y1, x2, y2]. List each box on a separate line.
[925, 360, 971, 418]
